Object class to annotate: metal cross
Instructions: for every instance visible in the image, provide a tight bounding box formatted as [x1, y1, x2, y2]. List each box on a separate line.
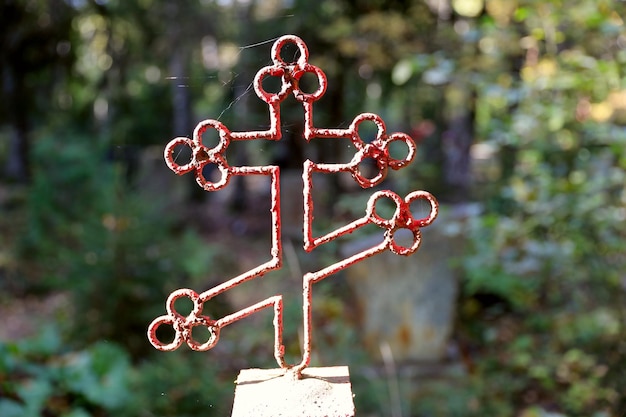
[147, 35, 438, 378]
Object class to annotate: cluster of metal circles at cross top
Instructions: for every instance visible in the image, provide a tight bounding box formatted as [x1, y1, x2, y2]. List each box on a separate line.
[254, 34, 327, 104]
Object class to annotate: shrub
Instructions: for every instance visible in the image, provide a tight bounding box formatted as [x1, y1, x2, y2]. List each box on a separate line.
[19, 132, 221, 357]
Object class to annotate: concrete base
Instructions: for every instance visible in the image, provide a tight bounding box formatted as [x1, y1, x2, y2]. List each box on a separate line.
[231, 366, 355, 417]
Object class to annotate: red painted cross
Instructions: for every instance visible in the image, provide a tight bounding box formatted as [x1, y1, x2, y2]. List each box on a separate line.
[147, 35, 438, 378]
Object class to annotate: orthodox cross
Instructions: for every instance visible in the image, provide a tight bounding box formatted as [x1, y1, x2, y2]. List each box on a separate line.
[147, 35, 438, 379]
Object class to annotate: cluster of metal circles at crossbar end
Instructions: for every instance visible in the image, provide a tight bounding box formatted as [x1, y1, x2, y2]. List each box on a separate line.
[164, 120, 233, 191]
[344, 113, 417, 188]
[366, 190, 439, 255]
[147, 289, 220, 352]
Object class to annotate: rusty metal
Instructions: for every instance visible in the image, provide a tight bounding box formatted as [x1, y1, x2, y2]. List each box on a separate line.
[148, 35, 439, 378]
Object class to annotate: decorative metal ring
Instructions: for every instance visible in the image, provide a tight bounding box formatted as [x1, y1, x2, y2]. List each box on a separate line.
[350, 113, 387, 150]
[193, 119, 231, 154]
[385, 132, 416, 170]
[165, 288, 203, 319]
[164, 137, 195, 175]
[292, 64, 327, 103]
[186, 321, 220, 351]
[404, 191, 439, 228]
[254, 66, 291, 104]
[388, 228, 422, 256]
[365, 191, 403, 228]
[351, 145, 388, 188]
[147, 315, 184, 351]
[194, 153, 231, 192]
[271, 35, 309, 68]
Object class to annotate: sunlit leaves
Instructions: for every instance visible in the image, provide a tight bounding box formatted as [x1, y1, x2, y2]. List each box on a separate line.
[452, 0, 484, 18]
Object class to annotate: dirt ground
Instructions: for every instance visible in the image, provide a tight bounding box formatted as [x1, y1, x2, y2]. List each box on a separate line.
[0, 292, 68, 341]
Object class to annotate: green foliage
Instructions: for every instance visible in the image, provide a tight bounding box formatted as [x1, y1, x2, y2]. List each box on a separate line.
[444, 1, 626, 415]
[19, 131, 219, 356]
[129, 352, 232, 417]
[0, 327, 132, 417]
[0, 327, 232, 417]
[454, 145, 626, 415]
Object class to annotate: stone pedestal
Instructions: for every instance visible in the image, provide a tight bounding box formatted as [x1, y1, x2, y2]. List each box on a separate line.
[231, 366, 355, 417]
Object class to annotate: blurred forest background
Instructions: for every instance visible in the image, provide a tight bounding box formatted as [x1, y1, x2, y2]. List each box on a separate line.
[1, 0, 626, 416]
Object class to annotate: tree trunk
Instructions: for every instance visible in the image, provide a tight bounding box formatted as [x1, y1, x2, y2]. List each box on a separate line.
[169, 47, 191, 137]
[442, 111, 473, 202]
[3, 66, 30, 182]
[5, 126, 30, 182]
